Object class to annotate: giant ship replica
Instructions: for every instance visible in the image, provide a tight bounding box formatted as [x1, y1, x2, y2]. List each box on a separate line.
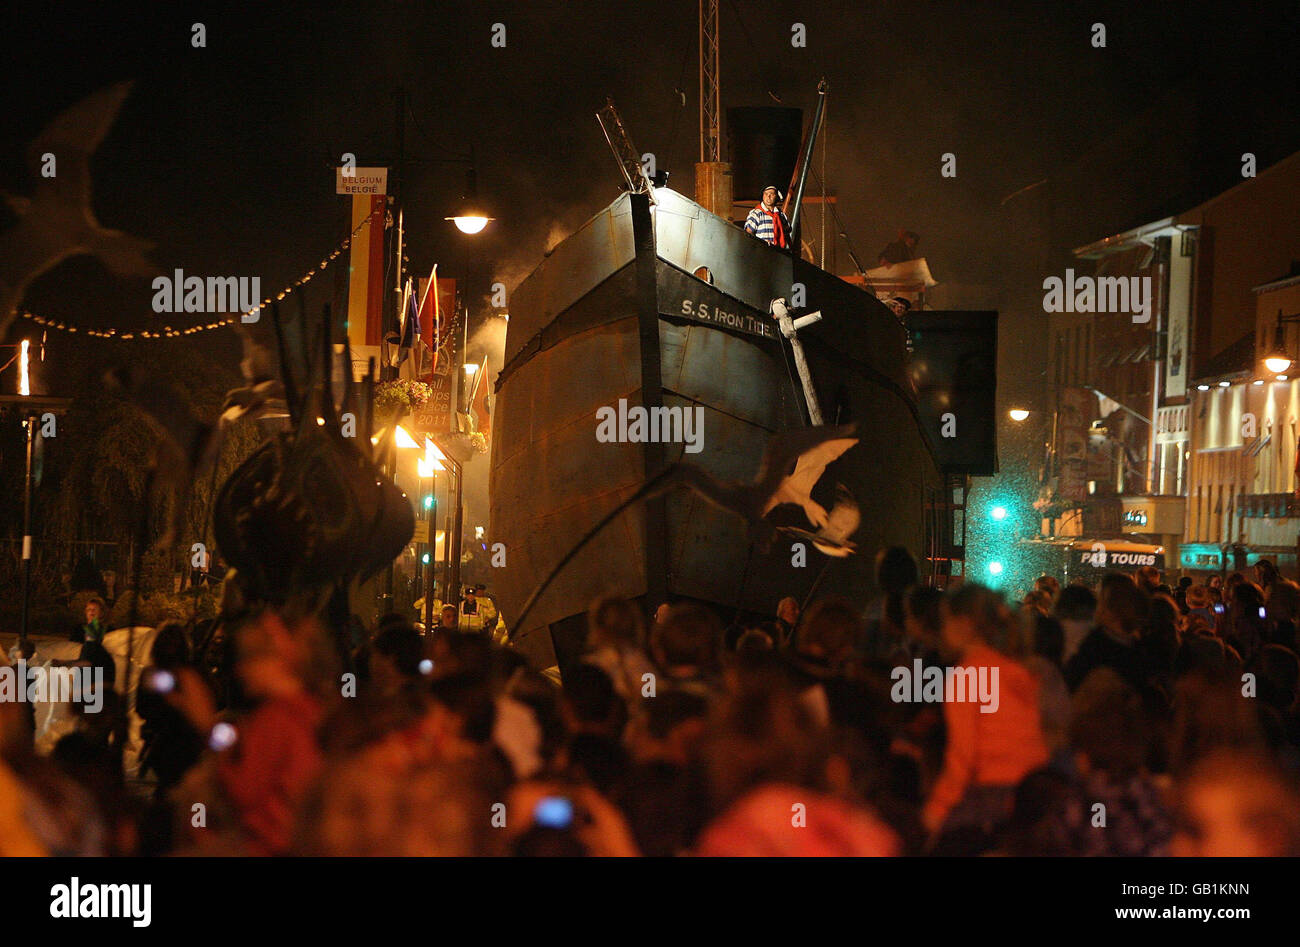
[490, 86, 997, 670]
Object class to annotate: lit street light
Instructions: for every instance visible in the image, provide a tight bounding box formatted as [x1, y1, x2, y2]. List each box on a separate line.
[1265, 353, 1292, 374]
[448, 214, 492, 235]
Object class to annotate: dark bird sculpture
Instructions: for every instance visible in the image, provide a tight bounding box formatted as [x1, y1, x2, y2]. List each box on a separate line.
[106, 301, 412, 620]
[0, 82, 155, 336]
[510, 423, 859, 636]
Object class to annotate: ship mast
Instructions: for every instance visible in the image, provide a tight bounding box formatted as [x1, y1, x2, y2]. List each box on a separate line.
[695, 0, 732, 216]
[699, 0, 720, 164]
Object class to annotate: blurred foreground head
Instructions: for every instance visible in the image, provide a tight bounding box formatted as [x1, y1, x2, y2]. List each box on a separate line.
[795, 598, 862, 666]
[297, 759, 494, 856]
[697, 682, 897, 856]
[234, 609, 335, 699]
[586, 596, 645, 651]
[1171, 751, 1300, 856]
[651, 603, 722, 676]
[940, 583, 1018, 658]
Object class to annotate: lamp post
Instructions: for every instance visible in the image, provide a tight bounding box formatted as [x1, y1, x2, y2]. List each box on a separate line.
[380, 423, 423, 616]
[444, 362, 481, 617]
[2, 338, 70, 648]
[417, 447, 442, 633]
[444, 153, 495, 235]
[373, 173, 492, 618]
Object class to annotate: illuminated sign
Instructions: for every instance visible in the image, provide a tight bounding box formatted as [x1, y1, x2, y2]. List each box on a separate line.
[336, 167, 388, 195]
[1077, 550, 1159, 568]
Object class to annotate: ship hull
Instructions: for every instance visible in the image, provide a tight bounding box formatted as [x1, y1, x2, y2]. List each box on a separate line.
[491, 189, 941, 669]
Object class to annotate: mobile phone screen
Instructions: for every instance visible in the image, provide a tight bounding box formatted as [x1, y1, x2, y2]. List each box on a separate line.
[533, 796, 574, 829]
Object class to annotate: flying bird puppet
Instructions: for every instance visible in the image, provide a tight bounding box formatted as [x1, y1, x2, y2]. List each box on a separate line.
[0, 82, 154, 337]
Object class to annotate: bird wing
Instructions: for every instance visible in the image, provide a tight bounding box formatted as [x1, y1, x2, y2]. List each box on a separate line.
[754, 423, 856, 496]
[26, 82, 133, 200]
[760, 431, 858, 523]
[775, 525, 857, 558]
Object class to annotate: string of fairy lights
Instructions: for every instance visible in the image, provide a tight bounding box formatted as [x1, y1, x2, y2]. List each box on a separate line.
[16, 213, 376, 341]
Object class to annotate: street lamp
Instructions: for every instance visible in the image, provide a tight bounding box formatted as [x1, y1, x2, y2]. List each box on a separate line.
[1008, 408, 1030, 422]
[1, 339, 70, 647]
[1263, 310, 1300, 374]
[444, 167, 494, 235]
[448, 214, 492, 235]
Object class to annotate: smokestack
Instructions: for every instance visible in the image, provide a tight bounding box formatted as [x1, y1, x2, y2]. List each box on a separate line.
[727, 106, 803, 217]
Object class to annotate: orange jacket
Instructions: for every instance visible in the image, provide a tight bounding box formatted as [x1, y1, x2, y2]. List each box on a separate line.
[923, 644, 1049, 830]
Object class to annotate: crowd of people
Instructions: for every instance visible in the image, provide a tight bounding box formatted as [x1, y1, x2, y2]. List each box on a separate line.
[3, 549, 1299, 857]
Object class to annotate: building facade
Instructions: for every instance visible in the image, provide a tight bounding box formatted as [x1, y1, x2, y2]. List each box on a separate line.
[1041, 151, 1300, 580]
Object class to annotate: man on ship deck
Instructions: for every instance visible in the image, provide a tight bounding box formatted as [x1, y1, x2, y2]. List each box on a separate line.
[743, 186, 792, 249]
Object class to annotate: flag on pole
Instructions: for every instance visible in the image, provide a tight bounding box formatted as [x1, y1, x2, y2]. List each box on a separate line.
[386, 278, 420, 367]
[418, 264, 440, 377]
[469, 355, 491, 438]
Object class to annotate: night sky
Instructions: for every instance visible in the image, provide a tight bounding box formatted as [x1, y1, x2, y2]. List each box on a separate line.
[3, 0, 1299, 404]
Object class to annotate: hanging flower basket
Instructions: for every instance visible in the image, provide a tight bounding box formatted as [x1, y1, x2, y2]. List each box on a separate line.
[374, 379, 433, 418]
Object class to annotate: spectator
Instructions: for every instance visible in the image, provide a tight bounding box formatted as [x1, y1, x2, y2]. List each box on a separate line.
[167, 609, 326, 855]
[1061, 668, 1171, 855]
[650, 603, 723, 697]
[923, 585, 1048, 841]
[877, 229, 920, 267]
[863, 547, 918, 663]
[696, 682, 899, 856]
[1063, 574, 1150, 693]
[1171, 751, 1300, 856]
[774, 596, 800, 649]
[582, 596, 654, 709]
[72, 597, 108, 646]
[1135, 565, 1161, 596]
[1054, 584, 1097, 664]
[1034, 575, 1060, 604]
[137, 622, 206, 796]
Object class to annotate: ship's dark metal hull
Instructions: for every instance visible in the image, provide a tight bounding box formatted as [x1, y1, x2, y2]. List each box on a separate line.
[491, 188, 941, 668]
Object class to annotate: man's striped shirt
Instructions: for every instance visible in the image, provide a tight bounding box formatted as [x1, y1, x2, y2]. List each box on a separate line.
[744, 205, 791, 248]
